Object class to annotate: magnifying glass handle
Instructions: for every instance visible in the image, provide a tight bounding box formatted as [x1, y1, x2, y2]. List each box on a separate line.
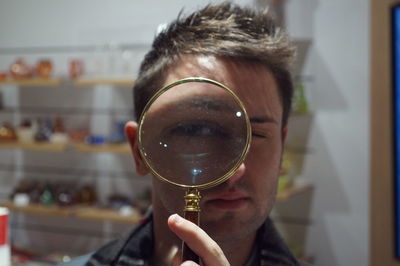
[182, 188, 201, 263]
[182, 210, 200, 263]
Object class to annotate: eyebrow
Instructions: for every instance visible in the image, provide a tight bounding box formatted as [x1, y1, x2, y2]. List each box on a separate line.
[250, 116, 278, 124]
[179, 96, 236, 112]
[168, 97, 279, 124]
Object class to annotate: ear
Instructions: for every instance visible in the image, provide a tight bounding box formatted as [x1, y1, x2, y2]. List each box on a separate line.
[125, 121, 150, 176]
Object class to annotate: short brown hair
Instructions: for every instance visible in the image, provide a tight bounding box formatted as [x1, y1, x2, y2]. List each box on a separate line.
[133, 2, 296, 126]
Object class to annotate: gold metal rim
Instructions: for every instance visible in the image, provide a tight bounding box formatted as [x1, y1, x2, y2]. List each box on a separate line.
[137, 77, 252, 190]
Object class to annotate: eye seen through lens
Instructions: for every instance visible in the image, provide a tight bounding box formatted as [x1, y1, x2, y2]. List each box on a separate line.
[138, 78, 250, 188]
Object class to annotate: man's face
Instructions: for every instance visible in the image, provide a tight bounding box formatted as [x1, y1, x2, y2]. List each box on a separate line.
[146, 55, 285, 244]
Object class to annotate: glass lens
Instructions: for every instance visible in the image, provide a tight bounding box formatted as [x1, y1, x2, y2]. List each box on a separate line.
[139, 79, 249, 187]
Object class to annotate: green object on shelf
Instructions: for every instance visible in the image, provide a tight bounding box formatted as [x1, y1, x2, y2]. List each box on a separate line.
[40, 183, 55, 206]
[278, 174, 290, 194]
[294, 83, 309, 114]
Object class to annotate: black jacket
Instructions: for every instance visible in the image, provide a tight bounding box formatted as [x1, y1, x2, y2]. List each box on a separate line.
[62, 215, 300, 266]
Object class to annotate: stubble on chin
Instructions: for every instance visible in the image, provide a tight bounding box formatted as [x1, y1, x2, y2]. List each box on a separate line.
[200, 201, 268, 244]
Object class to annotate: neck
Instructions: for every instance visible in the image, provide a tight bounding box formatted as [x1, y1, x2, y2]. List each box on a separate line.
[151, 201, 180, 266]
[217, 231, 256, 266]
[151, 197, 257, 266]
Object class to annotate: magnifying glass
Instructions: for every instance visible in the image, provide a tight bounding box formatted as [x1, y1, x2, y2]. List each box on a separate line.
[137, 77, 251, 263]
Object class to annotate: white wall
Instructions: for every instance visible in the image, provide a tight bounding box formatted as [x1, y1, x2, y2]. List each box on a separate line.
[286, 0, 370, 265]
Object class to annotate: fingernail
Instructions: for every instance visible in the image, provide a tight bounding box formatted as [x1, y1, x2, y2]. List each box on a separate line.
[171, 214, 184, 225]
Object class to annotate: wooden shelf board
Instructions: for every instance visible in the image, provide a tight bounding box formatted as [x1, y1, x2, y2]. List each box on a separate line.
[0, 184, 312, 222]
[73, 143, 130, 154]
[0, 202, 141, 224]
[0, 141, 131, 154]
[0, 141, 68, 151]
[75, 206, 140, 224]
[0, 78, 62, 87]
[276, 183, 313, 202]
[0, 202, 71, 217]
[73, 78, 134, 87]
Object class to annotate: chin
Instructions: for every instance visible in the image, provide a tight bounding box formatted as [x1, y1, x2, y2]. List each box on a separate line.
[200, 209, 266, 243]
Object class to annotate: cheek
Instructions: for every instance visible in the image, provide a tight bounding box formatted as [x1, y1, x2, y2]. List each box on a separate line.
[153, 178, 186, 214]
[246, 140, 283, 176]
[244, 140, 283, 198]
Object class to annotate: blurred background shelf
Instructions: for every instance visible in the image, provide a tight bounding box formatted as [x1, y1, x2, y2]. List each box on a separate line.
[73, 143, 130, 154]
[0, 141, 68, 152]
[0, 202, 71, 217]
[0, 141, 130, 154]
[0, 78, 62, 87]
[73, 78, 134, 87]
[0, 202, 141, 224]
[0, 183, 311, 224]
[75, 206, 140, 223]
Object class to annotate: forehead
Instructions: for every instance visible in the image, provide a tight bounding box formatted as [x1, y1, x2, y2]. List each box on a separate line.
[164, 55, 283, 122]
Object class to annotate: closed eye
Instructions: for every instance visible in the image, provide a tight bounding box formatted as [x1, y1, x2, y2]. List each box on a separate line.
[251, 131, 268, 139]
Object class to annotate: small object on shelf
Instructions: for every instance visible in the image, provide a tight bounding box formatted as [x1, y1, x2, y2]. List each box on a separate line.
[68, 129, 88, 142]
[278, 152, 294, 194]
[13, 193, 30, 207]
[11, 179, 43, 204]
[86, 135, 106, 145]
[9, 58, 32, 80]
[69, 59, 84, 79]
[39, 183, 55, 206]
[50, 117, 68, 143]
[35, 59, 53, 79]
[108, 121, 127, 143]
[0, 72, 7, 82]
[293, 83, 309, 114]
[0, 123, 17, 142]
[50, 133, 68, 143]
[75, 185, 97, 205]
[278, 174, 290, 194]
[17, 119, 35, 143]
[29, 181, 44, 204]
[34, 118, 52, 142]
[0, 207, 10, 266]
[54, 183, 75, 207]
[53, 117, 65, 133]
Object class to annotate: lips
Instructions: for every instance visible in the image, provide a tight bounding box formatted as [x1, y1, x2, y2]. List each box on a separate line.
[203, 190, 250, 210]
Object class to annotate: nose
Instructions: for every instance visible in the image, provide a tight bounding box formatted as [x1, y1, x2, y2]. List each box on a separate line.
[225, 163, 246, 186]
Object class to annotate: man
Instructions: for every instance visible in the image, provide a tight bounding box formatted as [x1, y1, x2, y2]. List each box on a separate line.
[68, 2, 299, 266]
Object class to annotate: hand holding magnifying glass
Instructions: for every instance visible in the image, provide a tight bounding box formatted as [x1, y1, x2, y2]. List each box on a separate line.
[138, 77, 251, 263]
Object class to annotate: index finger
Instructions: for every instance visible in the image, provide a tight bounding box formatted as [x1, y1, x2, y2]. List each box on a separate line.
[168, 214, 230, 266]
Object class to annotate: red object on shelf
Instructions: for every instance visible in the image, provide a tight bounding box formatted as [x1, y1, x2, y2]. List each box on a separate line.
[0, 208, 8, 246]
[36, 59, 53, 79]
[9, 58, 32, 80]
[0, 72, 7, 81]
[69, 59, 84, 79]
